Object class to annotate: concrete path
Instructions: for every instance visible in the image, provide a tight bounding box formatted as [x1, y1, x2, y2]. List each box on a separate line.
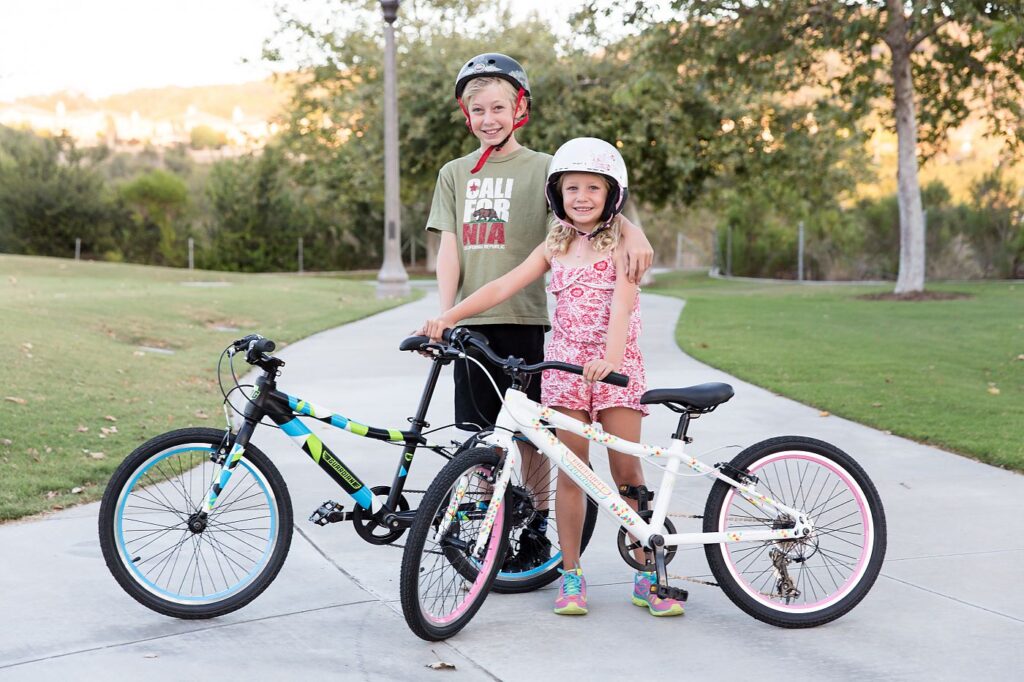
[2, 290, 1022, 681]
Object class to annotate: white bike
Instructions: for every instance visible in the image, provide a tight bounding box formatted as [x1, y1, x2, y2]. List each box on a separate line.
[400, 328, 887, 641]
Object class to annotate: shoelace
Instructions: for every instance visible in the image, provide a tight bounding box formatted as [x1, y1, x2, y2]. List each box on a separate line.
[560, 569, 583, 597]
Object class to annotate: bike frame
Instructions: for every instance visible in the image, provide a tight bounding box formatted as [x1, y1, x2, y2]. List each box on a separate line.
[202, 354, 453, 519]
[470, 388, 815, 557]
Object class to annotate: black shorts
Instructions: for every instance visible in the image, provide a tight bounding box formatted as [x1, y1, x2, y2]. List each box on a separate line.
[453, 324, 545, 432]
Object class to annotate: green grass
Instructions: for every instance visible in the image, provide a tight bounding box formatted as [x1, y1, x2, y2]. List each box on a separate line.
[0, 254, 420, 520]
[649, 273, 1024, 471]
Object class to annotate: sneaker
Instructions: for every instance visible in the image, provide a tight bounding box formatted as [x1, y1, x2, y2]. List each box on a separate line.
[632, 571, 684, 617]
[553, 568, 588, 615]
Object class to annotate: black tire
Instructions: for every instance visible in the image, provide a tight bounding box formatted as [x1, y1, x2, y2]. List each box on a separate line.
[98, 427, 293, 619]
[400, 447, 512, 641]
[703, 436, 886, 628]
[456, 433, 598, 594]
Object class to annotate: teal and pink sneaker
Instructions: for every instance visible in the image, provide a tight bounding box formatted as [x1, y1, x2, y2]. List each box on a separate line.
[632, 571, 684, 617]
[553, 568, 588, 615]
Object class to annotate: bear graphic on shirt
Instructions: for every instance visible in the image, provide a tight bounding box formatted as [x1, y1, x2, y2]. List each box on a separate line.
[462, 177, 513, 250]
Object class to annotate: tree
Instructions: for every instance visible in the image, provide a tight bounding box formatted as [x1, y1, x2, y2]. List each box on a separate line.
[203, 145, 313, 272]
[119, 169, 190, 265]
[582, 1, 1024, 292]
[189, 125, 227, 149]
[0, 126, 122, 259]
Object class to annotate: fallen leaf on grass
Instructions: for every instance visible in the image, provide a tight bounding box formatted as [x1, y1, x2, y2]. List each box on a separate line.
[871, 402, 883, 408]
[987, 384, 1001, 395]
[133, 351, 145, 357]
[1017, 354, 1024, 361]
[77, 425, 89, 433]
[194, 410, 209, 420]
[21, 342, 33, 351]
[89, 452, 106, 460]
[104, 415, 118, 422]
[71, 487, 84, 494]
[45, 491, 58, 499]
[1, 438, 12, 446]
[818, 411, 830, 417]
[5, 396, 27, 405]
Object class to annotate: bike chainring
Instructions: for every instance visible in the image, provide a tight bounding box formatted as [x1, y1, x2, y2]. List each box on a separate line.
[351, 485, 411, 545]
[617, 515, 678, 571]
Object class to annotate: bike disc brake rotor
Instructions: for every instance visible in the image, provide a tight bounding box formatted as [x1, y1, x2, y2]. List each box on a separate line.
[351, 485, 410, 545]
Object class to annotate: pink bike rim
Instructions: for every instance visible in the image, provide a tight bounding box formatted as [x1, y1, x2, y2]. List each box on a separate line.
[720, 450, 873, 612]
[425, 501, 505, 625]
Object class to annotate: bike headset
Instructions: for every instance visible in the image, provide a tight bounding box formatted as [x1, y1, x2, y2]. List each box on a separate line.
[454, 53, 532, 174]
[545, 136, 630, 243]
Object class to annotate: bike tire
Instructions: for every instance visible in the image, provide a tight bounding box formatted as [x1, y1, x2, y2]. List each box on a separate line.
[400, 447, 511, 641]
[454, 433, 599, 594]
[98, 427, 293, 619]
[703, 436, 886, 628]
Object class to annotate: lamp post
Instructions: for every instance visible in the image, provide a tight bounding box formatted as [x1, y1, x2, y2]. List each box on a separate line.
[376, 0, 410, 298]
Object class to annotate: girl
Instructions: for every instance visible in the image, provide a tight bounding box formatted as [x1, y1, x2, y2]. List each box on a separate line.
[423, 137, 683, 618]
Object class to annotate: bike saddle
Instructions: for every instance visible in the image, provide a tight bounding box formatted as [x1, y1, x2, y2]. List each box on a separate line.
[399, 335, 431, 351]
[640, 382, 734, 411]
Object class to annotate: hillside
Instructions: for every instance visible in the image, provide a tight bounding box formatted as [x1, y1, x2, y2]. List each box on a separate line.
[16, 78, 293, 123]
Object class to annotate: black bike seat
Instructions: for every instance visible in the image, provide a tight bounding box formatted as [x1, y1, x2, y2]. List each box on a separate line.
[399, 335, 430, 351]
[640, 382, 734, 411]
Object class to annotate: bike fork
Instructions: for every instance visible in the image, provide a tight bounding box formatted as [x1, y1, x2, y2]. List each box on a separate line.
[471, 445, 515, 559]
[203, 418, 257, 513]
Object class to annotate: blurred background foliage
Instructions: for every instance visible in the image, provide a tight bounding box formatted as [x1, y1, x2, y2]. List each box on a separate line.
[1, 0, 1021, 279]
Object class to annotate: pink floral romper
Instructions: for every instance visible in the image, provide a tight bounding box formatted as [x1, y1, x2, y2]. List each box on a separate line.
[541, 254, 649, 419]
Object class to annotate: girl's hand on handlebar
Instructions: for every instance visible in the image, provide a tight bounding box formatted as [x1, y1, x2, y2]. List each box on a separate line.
[582, 358, 617, 383]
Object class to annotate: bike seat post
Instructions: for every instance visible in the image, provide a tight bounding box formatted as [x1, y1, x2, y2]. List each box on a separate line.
[671, 411, 694, 444]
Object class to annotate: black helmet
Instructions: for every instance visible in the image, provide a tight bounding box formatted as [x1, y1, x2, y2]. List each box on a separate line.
[454, 53, 531, 110]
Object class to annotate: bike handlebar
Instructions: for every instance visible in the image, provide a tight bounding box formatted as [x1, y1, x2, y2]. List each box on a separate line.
[232, 334, 277, 365]
[440, 327, 629, 388]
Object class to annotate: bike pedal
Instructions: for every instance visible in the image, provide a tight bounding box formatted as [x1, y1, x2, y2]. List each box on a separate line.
[651, 584, 689, 602]
[309, 500, 347, 526]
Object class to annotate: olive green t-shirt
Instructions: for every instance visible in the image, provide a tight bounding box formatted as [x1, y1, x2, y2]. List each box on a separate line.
[426, 147, 551, 327]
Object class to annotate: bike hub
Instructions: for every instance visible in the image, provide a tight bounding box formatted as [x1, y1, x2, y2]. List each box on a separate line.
[187, 511, 208, 534]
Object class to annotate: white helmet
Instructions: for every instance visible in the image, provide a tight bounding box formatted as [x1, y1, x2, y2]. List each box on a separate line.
[545, 137, 629, 224]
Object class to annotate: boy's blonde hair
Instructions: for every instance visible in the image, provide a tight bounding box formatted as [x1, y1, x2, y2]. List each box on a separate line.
[545, 174, 622, 255]
[462, 77, 520, 109]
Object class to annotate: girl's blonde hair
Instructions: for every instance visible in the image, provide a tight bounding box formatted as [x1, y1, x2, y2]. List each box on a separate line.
[462, 77, 520, 109]
[546, 173, 622, 255]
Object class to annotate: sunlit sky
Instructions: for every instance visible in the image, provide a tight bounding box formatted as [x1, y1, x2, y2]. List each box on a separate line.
[0, 0, 572, 102]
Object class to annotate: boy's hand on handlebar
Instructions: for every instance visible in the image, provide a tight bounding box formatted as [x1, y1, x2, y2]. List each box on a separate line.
[423, 317, 454, 341]
[582, 358, 617, 383]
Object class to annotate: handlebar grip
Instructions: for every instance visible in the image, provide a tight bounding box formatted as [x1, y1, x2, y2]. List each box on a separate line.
[603, 371, 629, 388]
[252, 338, 276, 354]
